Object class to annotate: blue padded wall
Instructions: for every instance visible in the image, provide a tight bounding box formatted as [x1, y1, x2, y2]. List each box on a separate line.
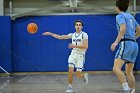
[12, 15, 117, 72]
[135, 13, 140, 70]
[12, 16, 70, 72]
[0, 16, 12, 73]
[0, 14, 140, 73]
[12, 14, 140, 72]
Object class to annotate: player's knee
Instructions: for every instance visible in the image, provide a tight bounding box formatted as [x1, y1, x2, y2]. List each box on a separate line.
[68, 68, 74, 74]
[76, 72, 82, 78]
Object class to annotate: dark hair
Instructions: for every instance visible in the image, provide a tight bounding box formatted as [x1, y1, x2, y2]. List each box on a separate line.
[74, 20, 83, 26]
[116, 0, 130, 12]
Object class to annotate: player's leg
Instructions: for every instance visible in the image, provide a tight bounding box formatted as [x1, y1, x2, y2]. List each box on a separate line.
[75, 70, 88, 84]
[66, 67, 74, 93]
[113, 58, 130, 92]
[126, 63, 135, 93]
[113, 41, 134, 92]
[75, 54, 88, 84]
[66, 54, 76, 93]
[68, 67, 74, 84]
[76, 70, 84, 79]
[125, 42, 138, 93]
[125, 44, 138, 93]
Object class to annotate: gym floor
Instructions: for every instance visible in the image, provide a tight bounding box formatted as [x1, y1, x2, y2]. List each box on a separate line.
[0, 74, 140, 93]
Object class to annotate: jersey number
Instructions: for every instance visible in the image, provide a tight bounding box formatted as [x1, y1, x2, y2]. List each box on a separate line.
[129, 19, 134, 29]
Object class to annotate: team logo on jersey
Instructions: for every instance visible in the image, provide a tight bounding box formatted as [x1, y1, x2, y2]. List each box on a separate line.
[73, 39, 81, 42]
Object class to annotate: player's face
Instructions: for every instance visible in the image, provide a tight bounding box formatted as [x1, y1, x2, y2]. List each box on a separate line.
[75, 22, 83, 31]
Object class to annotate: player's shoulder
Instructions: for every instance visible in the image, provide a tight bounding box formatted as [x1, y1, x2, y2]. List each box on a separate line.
[116, 13, 124, 19]
[82, 31, 88, 37]
[82, 31, 88, 35]
[127, 13, 134, 19]
[82, 31, 88, 36]
[117, 12, 133, 18]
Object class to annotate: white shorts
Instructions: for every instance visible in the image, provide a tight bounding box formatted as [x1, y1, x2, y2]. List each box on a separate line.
[68, 52, 85, 71]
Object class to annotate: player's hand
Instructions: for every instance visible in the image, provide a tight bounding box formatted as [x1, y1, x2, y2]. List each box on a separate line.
[42, 32, 53, 36]
[68, 43, 76, 49]
[111, 41, 118, 51]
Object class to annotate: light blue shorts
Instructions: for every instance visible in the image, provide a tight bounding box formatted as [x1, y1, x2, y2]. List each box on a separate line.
[115, 40, 138, 63]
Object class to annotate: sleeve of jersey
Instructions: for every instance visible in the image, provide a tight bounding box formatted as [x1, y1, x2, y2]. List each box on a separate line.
[67, 33, 73, 38]
[116, 15, 126, 26]
[83, 33, 88, 40]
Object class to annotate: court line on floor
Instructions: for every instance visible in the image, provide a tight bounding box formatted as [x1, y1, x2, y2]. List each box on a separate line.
[18, 75, 30, 83]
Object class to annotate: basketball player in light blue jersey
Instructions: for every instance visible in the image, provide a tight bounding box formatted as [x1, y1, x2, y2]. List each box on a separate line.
[111, 0, 140, 93]
[42, 20, 88, 93]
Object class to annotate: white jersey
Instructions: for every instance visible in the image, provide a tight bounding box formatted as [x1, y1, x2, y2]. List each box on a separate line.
[68, 31, 88, 54]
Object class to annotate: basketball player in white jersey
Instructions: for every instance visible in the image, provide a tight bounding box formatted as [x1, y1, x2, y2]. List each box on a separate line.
[42, 20, 88, 93]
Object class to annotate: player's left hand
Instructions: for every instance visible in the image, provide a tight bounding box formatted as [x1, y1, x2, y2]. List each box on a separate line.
[68, 43, 76, 48]
[111, 41, 118, 51]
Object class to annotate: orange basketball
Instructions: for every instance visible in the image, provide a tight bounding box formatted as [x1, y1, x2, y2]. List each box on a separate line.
[27, 23, 38, 34]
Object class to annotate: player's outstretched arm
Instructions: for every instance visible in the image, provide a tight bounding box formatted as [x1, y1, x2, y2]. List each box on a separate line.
[42, 32, 70, 40]
[135, 26, 140, 39]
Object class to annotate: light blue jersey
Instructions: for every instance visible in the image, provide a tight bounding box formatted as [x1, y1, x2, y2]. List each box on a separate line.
[116, 12, 139, 40]
[115, 12, 139, 63]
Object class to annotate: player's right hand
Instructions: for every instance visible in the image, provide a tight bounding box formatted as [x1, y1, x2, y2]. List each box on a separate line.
[111, 41, 118, 51]
[42, 32, 53, 36]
